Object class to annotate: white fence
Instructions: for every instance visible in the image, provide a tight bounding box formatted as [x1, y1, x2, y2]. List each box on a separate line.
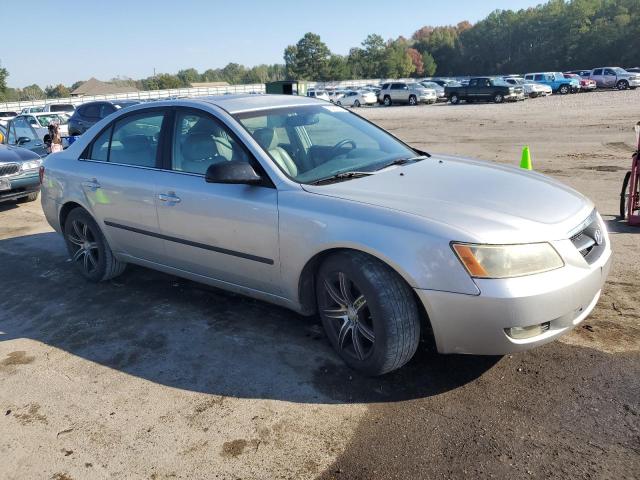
[0, 83, 267, 111]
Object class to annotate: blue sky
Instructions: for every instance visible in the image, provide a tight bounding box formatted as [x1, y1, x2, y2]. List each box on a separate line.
[3, 0, 542, 87]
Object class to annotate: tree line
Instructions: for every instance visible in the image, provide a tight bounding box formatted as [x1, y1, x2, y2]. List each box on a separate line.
[1, 0, 638, 102]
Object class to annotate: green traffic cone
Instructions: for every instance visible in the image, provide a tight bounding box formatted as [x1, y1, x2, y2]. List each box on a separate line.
[520, 146, 532, 170]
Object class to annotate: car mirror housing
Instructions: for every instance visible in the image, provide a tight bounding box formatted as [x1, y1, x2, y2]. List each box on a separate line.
[17, 137, 31, 145]
[205, 161, 263, 185]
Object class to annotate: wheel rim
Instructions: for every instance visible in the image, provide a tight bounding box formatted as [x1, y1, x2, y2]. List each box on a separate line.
[452, 96, 458, 103]
[384, 97, 390, 105]
[409, 96, 416, 105]
[354, 100, 360, 107]
[67, 219, 100, 274]
[495, 95, 503, 102]
[321, 272, 375, 361]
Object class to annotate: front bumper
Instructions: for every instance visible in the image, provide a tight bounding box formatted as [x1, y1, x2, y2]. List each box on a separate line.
[0, 173, 40, 202]
[628, 79, 640, 87]
[416, 241, 612, 355]
[505, 93, 525, 101]
[418, 95, 437, 103]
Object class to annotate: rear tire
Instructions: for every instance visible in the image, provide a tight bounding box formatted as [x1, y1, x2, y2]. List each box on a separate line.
[316, 251, 421, 376]
[408, 95, 417, 106]
[63, 208, 126, 282]
[450, 94, 460, 105]
[559, 84, 570, 95]
[16, 191, 39, 203]
[383, 96, 392, 106]
[493, 93, 504, 103]
[353, 100, 360, 107]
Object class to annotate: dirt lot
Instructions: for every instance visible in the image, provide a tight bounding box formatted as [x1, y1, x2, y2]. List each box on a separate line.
[1, 90, 639, 480]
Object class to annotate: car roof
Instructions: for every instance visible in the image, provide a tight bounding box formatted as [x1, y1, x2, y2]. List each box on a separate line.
[191, 94, 323, 113]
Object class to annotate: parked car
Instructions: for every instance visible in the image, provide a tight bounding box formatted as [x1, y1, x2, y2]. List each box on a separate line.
[19, 106, 45, 114]
[0, 110, 18, 126]
[0, 143, 42, 204]
[445, 77, 525, 104]
[523, 72, 579, 94]
[327, 90, 347, 104]
[563, 73, 597, 92]
[307, 90, 330, 102]
[625, 67, 640, 74]
[503, 77, 551, 98]
[68, 100, 140, 136]
[39, 95, 611, 375]
[377, 82, 437, 106]
[335, 90, 377, 107]
[566, 70, 593, 78]
[419, 81, 447, 101]
[1, 115, 48, 156]
[19, 112, 70, 139]
[41, 103, 76, 115]
[588, 67, 640, 90]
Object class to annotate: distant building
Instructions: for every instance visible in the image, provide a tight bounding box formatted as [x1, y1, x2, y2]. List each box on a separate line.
[70, 78, 139, 97]
[190, 82, 231, 88]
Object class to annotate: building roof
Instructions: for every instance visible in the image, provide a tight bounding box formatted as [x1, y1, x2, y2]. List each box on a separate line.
[70, 78, 139, 96]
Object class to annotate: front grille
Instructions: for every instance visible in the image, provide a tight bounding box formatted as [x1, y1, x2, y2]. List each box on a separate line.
[0, 163, 20, 177]
[569, 211, 605, 264]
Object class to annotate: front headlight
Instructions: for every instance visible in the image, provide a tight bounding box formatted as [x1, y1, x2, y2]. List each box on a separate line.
[21, 159, 42, 171]
[452, 242, 564, 279]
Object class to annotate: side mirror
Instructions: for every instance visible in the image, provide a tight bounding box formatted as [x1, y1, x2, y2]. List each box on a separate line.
[205, 161, 263, 185]
[17, 136, 31, 145]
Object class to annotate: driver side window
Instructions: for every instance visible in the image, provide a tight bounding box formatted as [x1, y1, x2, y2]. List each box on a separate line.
[172, 110, 250, 175]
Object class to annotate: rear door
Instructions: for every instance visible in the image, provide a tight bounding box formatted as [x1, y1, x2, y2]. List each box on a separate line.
[153, 107, 281, 294]
[590, 69, 604, 87]
[603, 68, 617, 87]
[390, 83, 408, 102]
[78, 108, 167, 262]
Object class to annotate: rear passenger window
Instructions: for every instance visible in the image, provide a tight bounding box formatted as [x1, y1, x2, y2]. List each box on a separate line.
[109, 112, 164, 167]
[81, 104, 100, 118]
[592, 69, 602, 76]
[88, 127, 111, 161]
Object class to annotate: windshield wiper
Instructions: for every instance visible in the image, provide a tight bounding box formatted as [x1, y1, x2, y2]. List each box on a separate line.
[310, 171, 376, 185]
[374, 155, 429, 171]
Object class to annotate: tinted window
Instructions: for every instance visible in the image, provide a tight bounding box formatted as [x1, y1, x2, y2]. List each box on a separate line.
[99, 104, 116, 119]
[81, 104, 100, 118]
[469, 79, 478, 87]
[88, 127, 112, 161]
[534, 74, 544, 81]
[172, 110, 250, 175]
[604, 69, 616, 76]
[592, 69, 603, 76]
[390, 83, 407, 90]
[51, 104, 74, 112]
[108, 112, 164, 167]
[380, 83, 390, 89]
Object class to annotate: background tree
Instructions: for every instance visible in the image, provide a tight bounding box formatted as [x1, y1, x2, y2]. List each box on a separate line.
[406, 48, 424, 77]
[284, 33, 332, 80]
[421, 52, 438, 76]
[177, 68, 200, 86]
[382, 41, 415, 78]
[45, 84, 70, 98]
[20, 84, 45, 100]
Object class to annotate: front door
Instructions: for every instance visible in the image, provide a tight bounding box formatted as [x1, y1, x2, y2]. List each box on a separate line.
[603, 68, 617, 88]
[154, 108, 280, 294]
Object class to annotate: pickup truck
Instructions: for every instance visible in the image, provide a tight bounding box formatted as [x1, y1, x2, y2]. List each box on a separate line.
[444, 77, 524, 104]
[588, 67, 640, 90]
[523, 72, 579, 94]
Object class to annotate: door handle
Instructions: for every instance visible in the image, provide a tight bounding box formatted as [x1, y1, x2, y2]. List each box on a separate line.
[158, 192, 181, 204]
[82, 179, 101, 191]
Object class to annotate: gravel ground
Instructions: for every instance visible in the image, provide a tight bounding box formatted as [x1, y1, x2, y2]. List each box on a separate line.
[1, 89, 639, 480]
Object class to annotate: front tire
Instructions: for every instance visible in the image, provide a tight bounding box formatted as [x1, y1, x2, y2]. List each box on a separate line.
[617, 80, 629, 90]
[316, 252, 421, 376]
[493, 93, 504, 103]
[383, 95, 392, 106]
[559, 84, 570, 95]
[450, 94, 460, 105]
[408, 95, 417, 106]
[353, 100, 361, 107]
[63, 208, 126, 282]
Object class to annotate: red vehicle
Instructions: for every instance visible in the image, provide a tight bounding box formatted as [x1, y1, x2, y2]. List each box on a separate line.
[620, 122, 640, 226]
[564, 73, 597, 91]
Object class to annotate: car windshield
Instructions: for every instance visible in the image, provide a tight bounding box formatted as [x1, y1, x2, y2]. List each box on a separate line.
[491, 78, 511, 87]
[235, 105, 418, 184]
[612, 67, 628, 74]
[37, 114, 68, 126]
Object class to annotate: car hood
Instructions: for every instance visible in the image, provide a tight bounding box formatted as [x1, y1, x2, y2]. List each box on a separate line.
[301, 155, 593, 243]
[0, 144, 41, 162]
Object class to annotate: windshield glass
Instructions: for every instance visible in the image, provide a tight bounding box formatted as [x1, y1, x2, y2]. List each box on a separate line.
[491, 78, 511, 87]
[235, 105, 417, 184]
[37, 114, 68, 126]
[612, 67, 627, 74]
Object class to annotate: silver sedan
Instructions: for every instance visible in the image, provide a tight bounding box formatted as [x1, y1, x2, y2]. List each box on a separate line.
[40, 95, 611, 375]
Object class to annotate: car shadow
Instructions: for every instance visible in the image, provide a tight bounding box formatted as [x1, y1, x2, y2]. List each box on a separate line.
[0, 202, 19, 213]
[604, 216, 639, 234]
[0, 232, 499, 404]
